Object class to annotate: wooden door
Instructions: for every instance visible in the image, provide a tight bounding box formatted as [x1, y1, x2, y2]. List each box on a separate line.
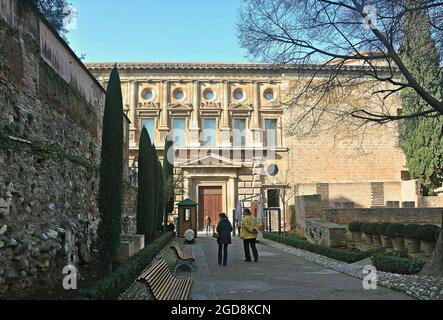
[198, 186, 223, 231]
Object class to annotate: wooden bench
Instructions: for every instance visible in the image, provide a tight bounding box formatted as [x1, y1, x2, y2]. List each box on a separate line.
[137, 259, 192, 300]
[170, 241, 195, 272]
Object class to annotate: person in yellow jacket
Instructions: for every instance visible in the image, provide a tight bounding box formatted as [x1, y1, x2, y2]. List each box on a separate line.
[240, 208, 259, 262]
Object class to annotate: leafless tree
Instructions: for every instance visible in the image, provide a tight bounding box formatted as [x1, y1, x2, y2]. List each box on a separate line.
[238, 0, 443, 275]
[237, 0, 443, 131]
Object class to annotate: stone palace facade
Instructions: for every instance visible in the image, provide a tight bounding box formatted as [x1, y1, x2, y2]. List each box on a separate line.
[86, 62, 422, 230]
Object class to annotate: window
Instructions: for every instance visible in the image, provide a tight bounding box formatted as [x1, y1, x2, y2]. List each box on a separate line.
[172, 118, 186, 147]
[267, 189, 280, 208]
[265, 119, 278, 147]
[141, 119, 155, 144]
[264, 89, 274, 101]
[174, 89, 185, 100]
[202, 118, 217, 147]
[142, 89, 154, 100]
[266, 164, 279, 176]
[233, 89, 244, 101]
[203, 89, 214, 101]
[185, 208, 191, 221]
[232, 119, 246, 147]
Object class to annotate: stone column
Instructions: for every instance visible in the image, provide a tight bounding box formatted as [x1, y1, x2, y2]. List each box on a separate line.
[129, 81, 138, 148]
[158, 80, 170, 143]
[251, 82, 263, 147]
[220, 81, 232, 147]
[189, 81, 200, 147]
[227, 176, 237, 225]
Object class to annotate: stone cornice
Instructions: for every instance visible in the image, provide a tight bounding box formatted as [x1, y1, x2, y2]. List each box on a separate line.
[85, 62, 399, 75]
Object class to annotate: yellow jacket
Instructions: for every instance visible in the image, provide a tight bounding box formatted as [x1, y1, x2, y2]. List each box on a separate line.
[240, 215, 259, 239]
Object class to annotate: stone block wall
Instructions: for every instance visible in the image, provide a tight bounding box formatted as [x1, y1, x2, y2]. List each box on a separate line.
[305, 219, 347, 247]
[322, 208, 443, 225]
[0, 1, 104, 296]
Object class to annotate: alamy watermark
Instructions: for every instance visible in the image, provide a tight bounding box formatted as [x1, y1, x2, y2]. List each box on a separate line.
[362, 5, 377, 30]
[62, 264, 78, 290]
[63, 4, 78, 30]
[362, 265, 377, 290]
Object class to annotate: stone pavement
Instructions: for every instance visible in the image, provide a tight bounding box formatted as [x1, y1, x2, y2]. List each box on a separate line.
[182, 235, 412, 300]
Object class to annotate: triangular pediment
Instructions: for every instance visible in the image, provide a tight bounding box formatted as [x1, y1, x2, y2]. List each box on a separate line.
[179, 153, 241, 167]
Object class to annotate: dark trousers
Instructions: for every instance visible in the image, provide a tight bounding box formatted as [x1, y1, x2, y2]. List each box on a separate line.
[243, 238, 258, 261]
[218, 243, 228, 266]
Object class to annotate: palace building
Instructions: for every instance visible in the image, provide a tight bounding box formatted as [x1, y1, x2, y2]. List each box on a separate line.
[86, 62, 425, 230]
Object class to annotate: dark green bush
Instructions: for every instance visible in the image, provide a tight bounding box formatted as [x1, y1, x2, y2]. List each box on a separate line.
[367, 223, 380, 235]
[403, 224, 421, 239]
[372, 253, 424, 275]
[385, 223, 405, 238]
[348, 221, 363, 232]
[361, 222, 370, 234]
[436, 228, 441, 242]
[417, 224, 440, 242]
[376, 222, 391, 235]
[263, 232, 369, 263]
[167, 223, 175, 232]
[80, 232, 174, 300]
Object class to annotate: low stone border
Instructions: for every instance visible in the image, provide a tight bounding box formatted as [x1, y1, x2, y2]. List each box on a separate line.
[261, 238, 443, 300]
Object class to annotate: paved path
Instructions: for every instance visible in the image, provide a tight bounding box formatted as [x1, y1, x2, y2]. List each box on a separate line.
[184, 235, 412, 300]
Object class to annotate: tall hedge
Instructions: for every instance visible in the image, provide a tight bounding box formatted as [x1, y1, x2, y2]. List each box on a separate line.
[158, 162, 165, 231]
[153, 145, 160, 232]
[162, 137, 175, 224]
[400, 2, 443, 191]
[136, 128, 150, 237]
[97, 65, 124, 274]
[136, 130, 155, 241]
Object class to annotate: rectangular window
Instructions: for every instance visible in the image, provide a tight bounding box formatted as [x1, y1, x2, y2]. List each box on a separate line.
[232, 119, 246, 147]
[267, 189, 280, 208]
[172, 118, 186, 147]
[141, 119, 155, 145]
[265, 119, 278, 147]
[202, 118, 217, 147]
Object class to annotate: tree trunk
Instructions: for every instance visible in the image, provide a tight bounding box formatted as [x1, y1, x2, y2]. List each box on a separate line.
[419, 211, 443, 276]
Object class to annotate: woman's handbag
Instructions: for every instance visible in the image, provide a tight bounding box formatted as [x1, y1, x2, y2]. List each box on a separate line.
[213, 232, 219, 239]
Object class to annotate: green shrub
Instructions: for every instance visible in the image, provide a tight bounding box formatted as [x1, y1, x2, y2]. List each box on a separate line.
[417, 224, 440, 242]
[376, 222, 391, 235]
[372, 253, 424, 275]
[263, 232, 369, 263]
[361, 222, 370, 234]
[403, 224, 421, 239]
[348, 221, 363, 232]
[436, 228, 441, 242]
[80, 232, 174, 300]
[366, 223, 380, 235]
[385, 223, 405, 238]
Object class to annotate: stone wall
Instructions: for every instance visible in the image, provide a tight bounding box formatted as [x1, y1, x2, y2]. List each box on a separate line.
[122, 183, 137, 235]
[0, 0, 104, 296]
[305, 219, 347, 248]
[322, 208, 443, 225]
[294, 195, 322, 236]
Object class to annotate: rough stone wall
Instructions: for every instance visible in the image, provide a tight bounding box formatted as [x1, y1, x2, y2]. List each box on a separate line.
[0, 1, 104, 296]
[322, 208, 443, 225]
[122, 184, 137, 235]
[305, 219, 347, 247]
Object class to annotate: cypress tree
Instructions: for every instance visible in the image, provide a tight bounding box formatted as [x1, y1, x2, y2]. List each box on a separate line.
[136, 127, 150, 237]
[400, 1, 443, 192]
[162, 137, 175, 227]
[153, 145, 159, 233]
[137, 130, 155, 241]
[158, 162, 165, 230]
[97, 65, 124, 274]
[400, 0, 443, 275]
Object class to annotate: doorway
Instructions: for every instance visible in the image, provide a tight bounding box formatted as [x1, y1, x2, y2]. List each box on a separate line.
[198, 186, 223, 231]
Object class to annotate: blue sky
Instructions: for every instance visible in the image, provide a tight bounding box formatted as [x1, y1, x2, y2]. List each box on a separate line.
[67, 0, 250, 63]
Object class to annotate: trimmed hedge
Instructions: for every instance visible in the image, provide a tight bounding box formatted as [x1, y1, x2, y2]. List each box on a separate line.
[263, 232, 369, 263]
[376, 222, 390, 235]
[385, 223, 405, 238]
[348, 221, 363, 232]
[372, 253, 424, 275]
[80, 231, 174, 300]
[403, 224, 421, 239]
[417, 224, 440, 242]
[367, 222, 380, 235]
